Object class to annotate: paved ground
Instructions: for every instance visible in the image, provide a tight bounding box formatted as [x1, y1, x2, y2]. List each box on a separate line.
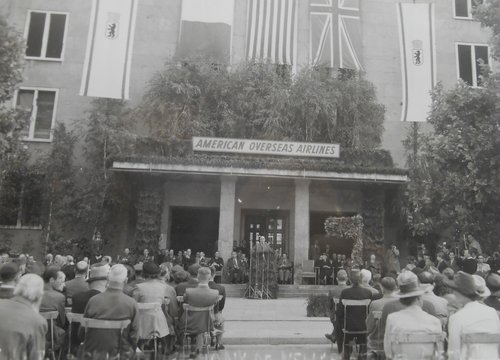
[169, 345, 340, 359]
[222, 298, 333, 345]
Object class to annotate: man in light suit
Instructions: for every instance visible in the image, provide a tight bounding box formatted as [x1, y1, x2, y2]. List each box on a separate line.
[384, 271, 442, 360]
[179, 267, 219, 357]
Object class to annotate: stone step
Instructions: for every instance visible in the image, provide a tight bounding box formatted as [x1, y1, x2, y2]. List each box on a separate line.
[223, 284, 333, 298]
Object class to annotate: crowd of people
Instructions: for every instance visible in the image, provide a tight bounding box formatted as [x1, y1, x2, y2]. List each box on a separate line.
[322, 244, 500, 360]
[0, 247, 229, 359]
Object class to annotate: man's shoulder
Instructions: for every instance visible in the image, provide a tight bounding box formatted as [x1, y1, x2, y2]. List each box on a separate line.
[341, 285, 372, 299]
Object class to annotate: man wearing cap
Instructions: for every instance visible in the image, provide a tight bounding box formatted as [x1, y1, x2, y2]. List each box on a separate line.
[176, 263, 201, 296]
[418, 271, 449, 328]
[82, 264, 139, 359]
[0, 261, 20, 299]
[366, 277, 397, 357]
[384, 272, 442, 360]
[446, 271, 500, 360]
[484, 272, 500, 312]
[65, 260, 89, 301]
[335, 269, 373, 359]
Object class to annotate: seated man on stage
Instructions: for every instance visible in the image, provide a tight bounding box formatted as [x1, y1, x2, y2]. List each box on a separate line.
[278, 254, 293, 284]
[227, 251, 243, 284]
[317, 254, 333, 285]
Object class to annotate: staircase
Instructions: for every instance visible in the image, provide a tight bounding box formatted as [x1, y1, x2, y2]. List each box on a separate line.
[223, 284, 335, 298]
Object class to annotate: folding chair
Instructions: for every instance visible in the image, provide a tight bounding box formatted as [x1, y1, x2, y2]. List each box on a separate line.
[461, 332, 500, 359]
[137, 302, 170, 360]
[182, 303, 214, 358]
[40, 310, 59, 360]
[341, 299, 371, 359]
[389, 332, 444, 360]
[329, 298, 340, 351]
[367, 310, 384, 360]
[66, 312, 84, 357]
[80, 318, 131, 359]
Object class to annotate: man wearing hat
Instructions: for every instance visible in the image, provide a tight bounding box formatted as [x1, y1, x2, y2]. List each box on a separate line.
[484, 272, 500, 312]
[176, 263, 201, 296]
[0, 262, 20, 299]
[446, 271, 500, 360]
[82, 264, 139, 358]
[65, 260, 89, 301]
[71, 264, 109, 314]
[384, 271, 442, 360]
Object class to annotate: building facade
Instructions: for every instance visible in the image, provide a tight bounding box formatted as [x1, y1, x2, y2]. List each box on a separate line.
[0, 0, 494, 267]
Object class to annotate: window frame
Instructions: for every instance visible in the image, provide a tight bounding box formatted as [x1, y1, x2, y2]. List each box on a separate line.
[453, 0, 483, 20]
[23, 10, 69, 61]
[13, 87, 59, 142]
[455, 42, 490, 87]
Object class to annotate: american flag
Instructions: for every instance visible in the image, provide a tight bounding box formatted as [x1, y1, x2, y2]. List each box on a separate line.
[310, 0, 363, 70]
[246, 0, 297, 65]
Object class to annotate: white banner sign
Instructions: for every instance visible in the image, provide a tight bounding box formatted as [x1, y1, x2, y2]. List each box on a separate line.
[192, 137, 340, 158]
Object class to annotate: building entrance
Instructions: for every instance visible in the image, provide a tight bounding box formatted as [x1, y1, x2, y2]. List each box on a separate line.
[170, 207, 219, 256]
[243, 211, 288, 257]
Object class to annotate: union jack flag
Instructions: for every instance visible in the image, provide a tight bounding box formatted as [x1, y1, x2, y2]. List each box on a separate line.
[310, 0, 363, 70]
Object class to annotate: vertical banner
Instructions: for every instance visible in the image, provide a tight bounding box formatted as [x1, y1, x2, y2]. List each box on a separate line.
[397, 3, 436, 122]
[310, 0, 363, 70]
[247, 0, 297, 65]
[177, 0, 234, 64]
[80, 0, 138, 100]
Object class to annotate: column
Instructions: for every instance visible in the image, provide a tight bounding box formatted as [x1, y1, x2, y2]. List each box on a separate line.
[218, 176, 237, 261]
[294, 179, 310, 283]
[160, 181, 170, 249]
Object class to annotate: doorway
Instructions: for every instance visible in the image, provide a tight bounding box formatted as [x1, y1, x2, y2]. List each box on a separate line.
[243, 210, 288, 257]
[170, 207, 219, 256]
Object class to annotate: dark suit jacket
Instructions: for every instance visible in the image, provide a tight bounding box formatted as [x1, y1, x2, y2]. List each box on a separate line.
[179, 285, 219, 334]
[0, 296, 47, 360]
[175, 278, 199, 296]
[226, 257, 240, 272]
[65, 276, 89, 299]
[336, 285, 372, 332]
[0, 285, 15, 299]
[82, 288, 139, 359]
[208, 281, 226, 313]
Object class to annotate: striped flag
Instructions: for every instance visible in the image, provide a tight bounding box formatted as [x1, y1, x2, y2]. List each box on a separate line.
[177, 0, 234, 64]
[310, 0, 362, 70]
[80, 0, 138, 100]
[397, 3, 436, 122]
[247, 0, 297, 65]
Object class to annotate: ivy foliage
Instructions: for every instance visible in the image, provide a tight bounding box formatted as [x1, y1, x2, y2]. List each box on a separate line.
[138, 59, 385, 149]
[475, 0, 500, 61]
[325, 214, 364, 266]
[403, 81, 500, 251]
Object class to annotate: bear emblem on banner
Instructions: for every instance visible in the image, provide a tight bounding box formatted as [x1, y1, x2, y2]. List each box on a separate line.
[412, 40, 423, 66]
[105, 12, 120, 39]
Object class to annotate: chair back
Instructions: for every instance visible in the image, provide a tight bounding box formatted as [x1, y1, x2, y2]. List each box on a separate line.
[136, 302, 170, 340]
[302, 260, 315, 273]
[67, 312, 84, 324]
[137, 302, 162, 311]
[372, 310, 382, 320]
[183, 304, 214, 335]
[40, 311, 59, 320]
[81, 318, 131, 330]
[461, 332, 500, 359]
[389, 332, 444, 360]
[342, 299, 371, 334]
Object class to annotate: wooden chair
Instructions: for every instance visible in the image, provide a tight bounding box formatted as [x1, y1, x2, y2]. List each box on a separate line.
[301, 260, 317, 285]
[66, 312, 84, 357]
[80, 318, 131, 359]
[136, 302, 170, 360]
[40, 310, 59, 360]
[341, 299, 371, 358]
[182, 304, 214, 358]
[461, 332, 500, 359]
[367, 310, 384, 359]
[388, 332, 444, 360]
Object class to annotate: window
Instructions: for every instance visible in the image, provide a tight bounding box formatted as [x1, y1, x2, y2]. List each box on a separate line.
[24, 11, 67, 60]
[15, 88, 58, 141]
[457, 44, 489, 87]
[0, 173, 43, 228]
[454, 0, 483, 19]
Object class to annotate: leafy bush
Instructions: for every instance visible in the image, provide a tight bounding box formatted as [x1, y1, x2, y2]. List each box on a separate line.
[306, 294, 331, 317]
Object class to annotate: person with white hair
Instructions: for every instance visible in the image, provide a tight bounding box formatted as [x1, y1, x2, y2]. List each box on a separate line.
[360, 268, 380, 296]
[0, 274, 47, 359]
[81, 264, 139, 359]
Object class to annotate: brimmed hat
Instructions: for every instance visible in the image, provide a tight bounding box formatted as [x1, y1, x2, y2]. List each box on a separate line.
[486, 273, 500, 297]
[396, 271, 429, 298]
[444, 271, 483, 297]
[143, 261, 160, 276]
[473, 274, 491, 298]
[87, 264, 109, 282]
